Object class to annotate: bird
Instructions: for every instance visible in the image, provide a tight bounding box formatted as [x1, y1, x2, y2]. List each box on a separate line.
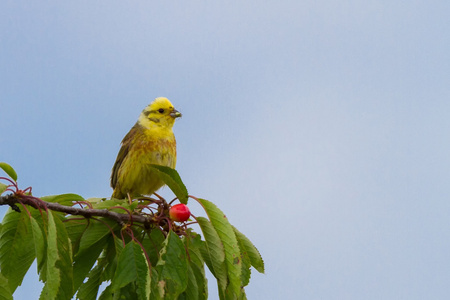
[111, 97, 182, 199]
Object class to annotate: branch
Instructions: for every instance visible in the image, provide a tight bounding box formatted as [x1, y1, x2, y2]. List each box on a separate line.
[0, 194, 150, 226]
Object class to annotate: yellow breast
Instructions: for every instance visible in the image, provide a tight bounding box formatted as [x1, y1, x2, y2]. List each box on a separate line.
[111, 123, 177, 199]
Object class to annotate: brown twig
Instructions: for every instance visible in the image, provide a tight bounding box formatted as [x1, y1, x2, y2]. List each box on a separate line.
[0, 193, 150, 226]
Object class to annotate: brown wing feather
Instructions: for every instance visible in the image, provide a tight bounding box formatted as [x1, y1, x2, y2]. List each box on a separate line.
[110, 123, 140, 189]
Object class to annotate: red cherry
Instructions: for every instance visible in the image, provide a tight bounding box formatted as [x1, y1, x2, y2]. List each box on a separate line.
[169, 203, 191, 222]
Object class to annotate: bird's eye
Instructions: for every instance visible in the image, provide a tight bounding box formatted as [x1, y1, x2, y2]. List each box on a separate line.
[158, 108, 165, 113]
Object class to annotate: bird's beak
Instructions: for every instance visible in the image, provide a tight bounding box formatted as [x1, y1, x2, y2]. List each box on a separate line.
[170, 109, 182, 118]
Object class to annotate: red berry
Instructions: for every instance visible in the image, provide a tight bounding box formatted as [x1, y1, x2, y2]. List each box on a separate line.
[169, 203, 191, 222]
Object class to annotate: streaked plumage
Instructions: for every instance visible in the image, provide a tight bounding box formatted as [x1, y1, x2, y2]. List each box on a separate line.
[111, 97, 181, 199]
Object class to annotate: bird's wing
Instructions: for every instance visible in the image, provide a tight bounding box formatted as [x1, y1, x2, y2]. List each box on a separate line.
[110, 123, 140, 188]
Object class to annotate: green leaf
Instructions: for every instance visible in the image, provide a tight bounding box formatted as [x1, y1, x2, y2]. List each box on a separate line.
[84, 197, 105, 204]
[190, 261, 208, 300]
[149, 268, 163, 300]
[98, 284, 113, 300]
[185, 233, 205, 270]
[196, 217, 227, 293]
[141, 229, 166, 266]
[76, 264, 105, 300]
[149, 165, 188, 204]
[0, 183, 8, 195]
[181, 262, 198, 300]
[0, 273, 13, 300]
[41, 193, 85, 206]
[65, 217, 89, 256]
[198, 199, 242, 298]
[30, 216, 46, 281]
[40, 211, 74, 300]
[77, 219, 117, 258]
[180, 261, 202, 300]
[54, 211, 74, 299]
[198, 245, 213, 284]
[185, 234, 207, 300]
[73, 227, 110, 292]
[90, 198, 132, 211]
[0, 209, 36, 293]
[235, 234, 251, 287]
[156, 231, 188, 299]
[0, 163, 17, 182]
[101, 237, 124, 282]
[111, 241, 150, 300]
[77, 236, 124, 300]
[114, 283, 140, 300]
[232, 227, 264, 274]
[40, 211, 61, 300]
[28, 209, 50, 282]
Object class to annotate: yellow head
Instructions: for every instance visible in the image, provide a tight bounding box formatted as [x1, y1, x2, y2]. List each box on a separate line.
[138, 97, 182, 129]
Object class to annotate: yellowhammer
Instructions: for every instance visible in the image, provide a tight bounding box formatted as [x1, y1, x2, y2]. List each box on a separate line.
[111, 97, 182, 199]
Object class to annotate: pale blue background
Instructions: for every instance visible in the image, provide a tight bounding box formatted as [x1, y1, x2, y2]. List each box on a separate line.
[1, 1, 450, 299]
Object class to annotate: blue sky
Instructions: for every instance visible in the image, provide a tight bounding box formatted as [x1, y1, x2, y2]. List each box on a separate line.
[1, 1, 450, 299]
